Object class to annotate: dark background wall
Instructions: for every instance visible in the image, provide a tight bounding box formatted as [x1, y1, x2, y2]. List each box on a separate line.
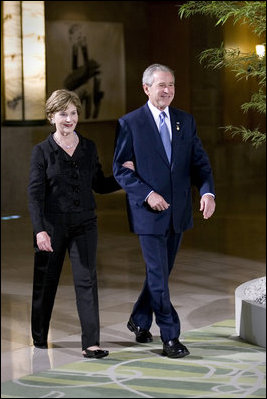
[1, 1, 265, 260]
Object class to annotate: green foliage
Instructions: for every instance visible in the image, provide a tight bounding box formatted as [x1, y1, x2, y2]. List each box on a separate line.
[224, 125, 266, 147]
[179, 1, 266, 35]
[179, 1, 266, 148]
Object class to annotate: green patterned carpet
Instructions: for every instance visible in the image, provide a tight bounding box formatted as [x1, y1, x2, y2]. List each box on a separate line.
[1, 320, 266, 398]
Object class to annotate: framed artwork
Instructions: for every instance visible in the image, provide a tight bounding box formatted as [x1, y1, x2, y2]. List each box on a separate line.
[46, 21, 126, 122]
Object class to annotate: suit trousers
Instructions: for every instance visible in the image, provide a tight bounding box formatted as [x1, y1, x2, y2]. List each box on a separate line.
[131, 227, 183, 343]
[31, 212, 99, 350]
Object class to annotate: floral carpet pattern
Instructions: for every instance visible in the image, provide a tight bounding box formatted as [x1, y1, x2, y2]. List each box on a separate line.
[1, 320, 265, 398]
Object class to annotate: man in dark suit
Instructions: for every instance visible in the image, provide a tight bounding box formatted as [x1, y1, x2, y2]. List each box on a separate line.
[113, 64, 216, 358]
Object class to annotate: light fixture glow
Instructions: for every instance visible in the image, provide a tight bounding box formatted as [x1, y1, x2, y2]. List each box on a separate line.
[1, 215, 21, 220]
[3, 1, 46, 124]
[256, 44, 265, 59]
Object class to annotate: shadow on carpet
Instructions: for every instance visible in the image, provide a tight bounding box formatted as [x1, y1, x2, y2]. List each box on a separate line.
[1, 320, 266, 398]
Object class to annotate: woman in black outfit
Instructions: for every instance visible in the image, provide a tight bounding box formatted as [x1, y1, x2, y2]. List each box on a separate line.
[28, 89, 124, 358]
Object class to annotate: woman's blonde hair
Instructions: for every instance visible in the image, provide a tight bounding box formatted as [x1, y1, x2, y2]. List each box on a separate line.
[46, 89, 82, 122]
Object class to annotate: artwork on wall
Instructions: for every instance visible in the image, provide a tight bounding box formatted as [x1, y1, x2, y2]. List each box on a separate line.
[46, 21, 125, 122]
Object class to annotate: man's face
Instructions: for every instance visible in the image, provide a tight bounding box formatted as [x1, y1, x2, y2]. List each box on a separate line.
[143, 71, 175, 110]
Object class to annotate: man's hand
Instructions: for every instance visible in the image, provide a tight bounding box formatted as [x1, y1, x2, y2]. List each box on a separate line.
[147, 192, 170, 211]
[200, 194, 216, 219]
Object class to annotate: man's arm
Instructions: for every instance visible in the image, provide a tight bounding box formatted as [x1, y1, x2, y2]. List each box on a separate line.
[113, 119, 154, 205]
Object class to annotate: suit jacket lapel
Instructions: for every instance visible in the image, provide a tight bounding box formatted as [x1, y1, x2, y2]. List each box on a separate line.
[143, 104, 170, 166]
[170, 108, 185, 164]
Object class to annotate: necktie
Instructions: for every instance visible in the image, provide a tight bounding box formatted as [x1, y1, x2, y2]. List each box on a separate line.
[159, 111, 171, 163]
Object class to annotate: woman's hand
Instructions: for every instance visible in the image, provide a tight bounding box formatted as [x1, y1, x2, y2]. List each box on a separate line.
[122, 161, 135, 171]
[36, 231, 53, 252]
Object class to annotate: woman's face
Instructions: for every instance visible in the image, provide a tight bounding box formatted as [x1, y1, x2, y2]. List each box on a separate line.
[53, 103, 78, 136]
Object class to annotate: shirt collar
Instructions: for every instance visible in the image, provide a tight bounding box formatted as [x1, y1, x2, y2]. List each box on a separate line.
[147, 100, 170, 120]
[48, 132, 58, 151]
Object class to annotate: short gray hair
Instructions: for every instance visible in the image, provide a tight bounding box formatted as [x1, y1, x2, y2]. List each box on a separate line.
[142, 64, 175, 86]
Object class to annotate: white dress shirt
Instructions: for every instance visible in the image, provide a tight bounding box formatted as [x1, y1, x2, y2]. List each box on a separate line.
[147, 100, 172, 141]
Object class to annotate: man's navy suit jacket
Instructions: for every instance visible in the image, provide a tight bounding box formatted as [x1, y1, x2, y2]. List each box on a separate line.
[113, 103, 215, 235]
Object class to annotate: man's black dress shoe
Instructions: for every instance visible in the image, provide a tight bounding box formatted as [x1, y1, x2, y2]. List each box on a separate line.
[127, 317, 153, 343]
[163, 338, 190, 358]
[33, 341, 48, 349]
[83, 349, 109, 359]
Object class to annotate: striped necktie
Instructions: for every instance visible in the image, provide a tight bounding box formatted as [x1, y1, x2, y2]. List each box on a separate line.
[159, 111, 171, 163]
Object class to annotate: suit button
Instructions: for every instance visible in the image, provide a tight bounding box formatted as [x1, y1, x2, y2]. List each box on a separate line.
[72, 173, 79, 179]
[73, 199, 80, 206]
[73, 186, 80, 193]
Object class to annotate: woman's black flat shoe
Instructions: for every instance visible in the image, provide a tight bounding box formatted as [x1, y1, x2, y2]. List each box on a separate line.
[83, 349, 109, 358]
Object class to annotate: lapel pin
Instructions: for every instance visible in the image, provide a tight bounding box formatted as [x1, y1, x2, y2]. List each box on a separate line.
[176, 122, 180, 131]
